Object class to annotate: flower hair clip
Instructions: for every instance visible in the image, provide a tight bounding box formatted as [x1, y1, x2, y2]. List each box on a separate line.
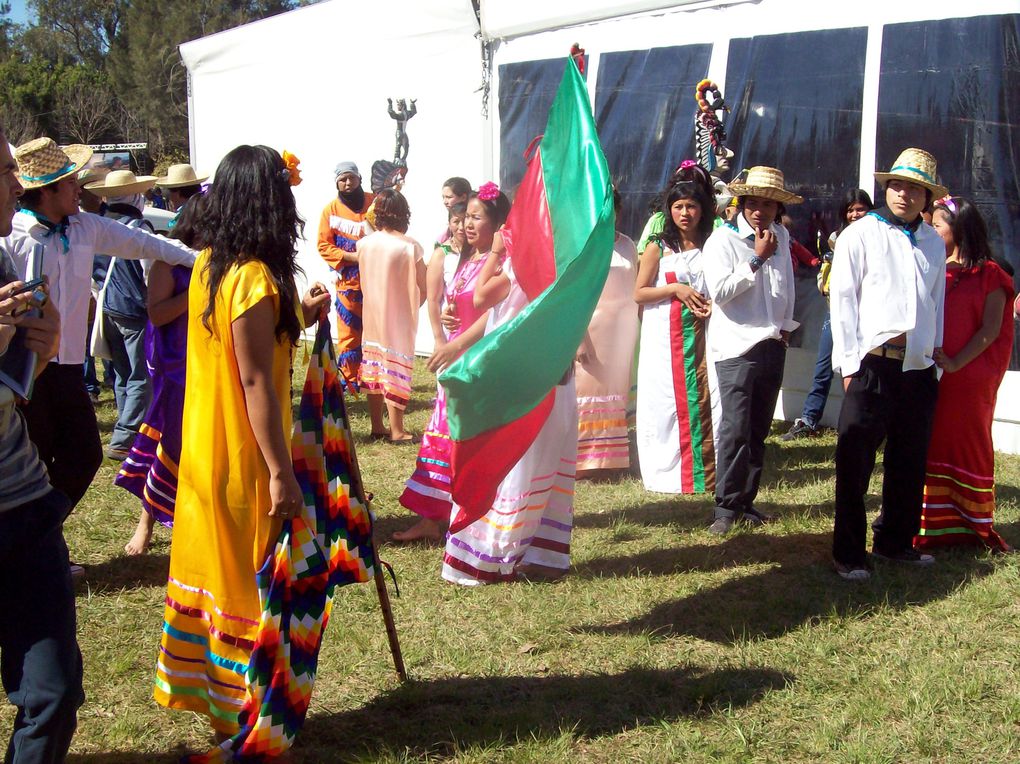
[478, 181, 500, 201]
[679, 159, 697, 170]
[281, 150, 302, 186]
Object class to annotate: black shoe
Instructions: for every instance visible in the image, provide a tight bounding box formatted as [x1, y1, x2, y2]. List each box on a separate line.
[871, 548, 935, 566]
[742, 508, 778, 527]
[781, 418, 816, 442]
[708, 516, 735, 535]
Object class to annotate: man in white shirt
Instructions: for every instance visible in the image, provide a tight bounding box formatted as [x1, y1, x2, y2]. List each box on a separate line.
[1, 137, 196, 526]
[0, 128, 84, 764]
[829, 148, 948, 581]
[703, 167, 801, 534]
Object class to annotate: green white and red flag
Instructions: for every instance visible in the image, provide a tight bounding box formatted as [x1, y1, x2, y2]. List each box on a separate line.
[439, 57, 615, 533]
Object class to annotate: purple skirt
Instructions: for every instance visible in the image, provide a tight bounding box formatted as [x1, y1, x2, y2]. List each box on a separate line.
[114, 267, 189, 526]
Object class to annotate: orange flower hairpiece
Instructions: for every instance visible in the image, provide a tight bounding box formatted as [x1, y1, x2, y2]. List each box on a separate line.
[282, 150, 302, 186]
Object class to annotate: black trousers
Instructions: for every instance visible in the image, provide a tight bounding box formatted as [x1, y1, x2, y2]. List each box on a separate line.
[0, 489, 84, 764]
[22, 364, 103, 510]
[713, 339, 786, 519]
[833, 355, 939, 565]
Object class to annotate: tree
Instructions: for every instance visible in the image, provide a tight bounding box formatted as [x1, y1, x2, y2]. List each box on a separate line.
[28, 0, 124, 67]
[55, 69, 118, 143]
[106, 0, 297, 155]
[2, 101, 40, 144]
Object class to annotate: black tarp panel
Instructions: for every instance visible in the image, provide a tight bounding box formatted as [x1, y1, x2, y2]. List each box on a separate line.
[593, 45, 713, 240]
[497, 58, 581, 194]
[725, 27, 868, 348]
[876, 13, 1020, 367]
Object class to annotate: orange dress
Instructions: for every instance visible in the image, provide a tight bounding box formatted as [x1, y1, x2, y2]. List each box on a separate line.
[317, 194, 374, 390]
[154, 252, 293, 734]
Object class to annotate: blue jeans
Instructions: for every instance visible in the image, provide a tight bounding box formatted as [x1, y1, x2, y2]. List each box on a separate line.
[105, 314, 151, 452]
[800, 311, 834, 428]
[0, 489, 83, 763]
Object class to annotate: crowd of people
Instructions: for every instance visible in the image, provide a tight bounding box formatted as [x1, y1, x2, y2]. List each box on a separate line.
[0, 122, 1017, 760]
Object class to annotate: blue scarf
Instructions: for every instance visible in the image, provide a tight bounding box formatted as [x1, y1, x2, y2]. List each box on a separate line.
[21, 207, 70, 254]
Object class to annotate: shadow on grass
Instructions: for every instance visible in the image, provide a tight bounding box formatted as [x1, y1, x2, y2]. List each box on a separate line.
[68, 752, 182, 764]
[77, 553, 170, 593]
[574, 530, 997, 643]
[295, 664, 792, 761]
[573, 498, 712, 532]
[63, 665, 790, 762]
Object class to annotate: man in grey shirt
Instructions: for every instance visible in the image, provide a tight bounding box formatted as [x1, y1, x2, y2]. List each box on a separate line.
[0, 131, 83, 763]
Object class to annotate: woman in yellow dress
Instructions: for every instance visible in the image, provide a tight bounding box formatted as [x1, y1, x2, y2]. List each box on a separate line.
[153, 145, 330, 741]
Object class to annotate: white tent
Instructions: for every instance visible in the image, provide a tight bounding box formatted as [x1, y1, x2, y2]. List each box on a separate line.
[179, 0, 487, 358]
[181, 0, 1020, 452]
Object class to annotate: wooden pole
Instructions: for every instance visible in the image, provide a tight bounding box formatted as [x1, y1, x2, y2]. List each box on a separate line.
[370, 542, 407, 682]
[346, 431, 408, 683]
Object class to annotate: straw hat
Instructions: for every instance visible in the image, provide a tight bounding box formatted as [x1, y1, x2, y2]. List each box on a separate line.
[728, 166, 803, 205]
[76, 166, 108, 187]
[155, 163, 208, 189]
[15, 138, 94, 189]
[874, 148, 949, 199]
[84, 169, 158, 197]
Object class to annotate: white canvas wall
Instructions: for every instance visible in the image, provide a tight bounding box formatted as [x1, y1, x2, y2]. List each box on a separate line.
[179, 0, 486, 353]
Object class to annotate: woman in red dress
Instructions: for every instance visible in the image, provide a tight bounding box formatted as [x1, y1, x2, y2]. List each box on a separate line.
[917, 197, 1015, 552]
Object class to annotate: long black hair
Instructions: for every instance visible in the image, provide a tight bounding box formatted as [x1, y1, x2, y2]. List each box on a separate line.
[658, 162, 715, 252]
[199, 145, 303, 344]
[836, 188, 874, 235]
[443, 176, 471, 198]
[169, 190, 209, 250]
[469, 188, 511, 229]
[934, 196, 1014, 276]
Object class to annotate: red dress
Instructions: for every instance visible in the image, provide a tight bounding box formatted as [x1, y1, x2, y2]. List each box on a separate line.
[917, 260, 1014, 551]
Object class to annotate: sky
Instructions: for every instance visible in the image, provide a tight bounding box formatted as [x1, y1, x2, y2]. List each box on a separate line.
[7, 0, 33, 26]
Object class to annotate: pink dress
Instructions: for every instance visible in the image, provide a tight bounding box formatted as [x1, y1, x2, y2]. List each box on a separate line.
[399, 254, 490, 520]
[357, 230, 424, 409]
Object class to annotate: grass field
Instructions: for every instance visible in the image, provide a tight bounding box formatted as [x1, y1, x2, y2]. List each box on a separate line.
[4, 357, 1020, 763]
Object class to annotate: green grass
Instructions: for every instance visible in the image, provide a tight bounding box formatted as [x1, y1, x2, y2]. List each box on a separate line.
[5, 357, 1020, 763]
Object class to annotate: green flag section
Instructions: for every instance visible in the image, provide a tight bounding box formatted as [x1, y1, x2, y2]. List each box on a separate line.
[439, 58, 615, 528]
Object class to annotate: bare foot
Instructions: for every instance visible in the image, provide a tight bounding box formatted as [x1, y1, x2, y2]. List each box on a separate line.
[392, 518, 444, 544]
[124, 513, 154, 556]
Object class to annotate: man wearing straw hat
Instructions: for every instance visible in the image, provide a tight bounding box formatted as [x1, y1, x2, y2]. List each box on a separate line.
[829, 148, 947, 581]
[0, 137, 196, 528]
[703, 166, 801, 535]
[155, 162, 208, 222]
[0, 127, 85, 764]
[83, 168, 161, 460]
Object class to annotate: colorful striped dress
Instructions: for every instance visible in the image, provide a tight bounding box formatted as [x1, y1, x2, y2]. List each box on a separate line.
[399, 253, 489, 519]
[442, 262, 578, 584]
[316, 194, 374, 390]
[114, 265, 190, 526]
[575, 232, 639, 473]
[635, 242, 715, 494]
[917, 260, 1014, 551]
[357, 230, 424, 410]
[155, 253, 292, 735]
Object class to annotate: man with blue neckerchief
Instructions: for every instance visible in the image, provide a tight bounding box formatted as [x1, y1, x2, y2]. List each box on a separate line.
[829, 147, 948, 581]
[0, 138, 196, 560]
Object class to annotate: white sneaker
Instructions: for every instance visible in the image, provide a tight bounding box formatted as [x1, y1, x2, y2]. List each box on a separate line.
[834, 560, 871, 581]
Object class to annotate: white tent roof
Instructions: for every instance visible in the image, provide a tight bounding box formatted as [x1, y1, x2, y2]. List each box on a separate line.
[479, 0, 750, 40]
